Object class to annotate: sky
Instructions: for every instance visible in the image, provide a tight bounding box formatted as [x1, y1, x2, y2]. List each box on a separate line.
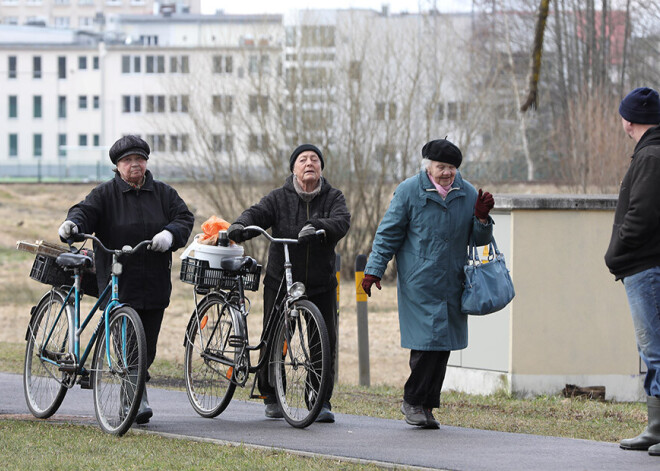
[201, 0, 473, 15]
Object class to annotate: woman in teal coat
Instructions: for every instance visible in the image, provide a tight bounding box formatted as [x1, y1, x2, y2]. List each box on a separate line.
[361, 138, 494, 429]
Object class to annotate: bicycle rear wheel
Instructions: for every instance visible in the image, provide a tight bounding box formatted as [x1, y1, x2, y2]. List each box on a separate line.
[23, 289, 72, 418]
[272, 299, 331, 428]
[92, 306, 146, 436]
[184, 293, 238, 418]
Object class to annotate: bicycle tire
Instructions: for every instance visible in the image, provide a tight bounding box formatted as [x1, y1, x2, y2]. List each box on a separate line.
[92, 306, 147, 436]
[184, 293, 238, 418]
[272, 299, 331, 428]
[23, 289, 72, 419]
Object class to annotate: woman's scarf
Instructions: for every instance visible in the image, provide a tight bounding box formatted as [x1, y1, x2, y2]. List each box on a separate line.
[427, 172, 452, 199]
[293, 176, 323, 202]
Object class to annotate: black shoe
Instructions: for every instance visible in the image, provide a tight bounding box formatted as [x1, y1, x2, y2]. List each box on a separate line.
[401, 400, 427, 427]
[135, 388, 153, 425]
[316, 403, 335, 423]
[265, 403, 283, 419]
[424, 408, 440, 429]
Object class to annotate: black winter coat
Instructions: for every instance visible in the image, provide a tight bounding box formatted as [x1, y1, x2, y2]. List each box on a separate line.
[605, 125, 660, 280]
[234, 175, 350, 296]
[67, 171, 194, 309]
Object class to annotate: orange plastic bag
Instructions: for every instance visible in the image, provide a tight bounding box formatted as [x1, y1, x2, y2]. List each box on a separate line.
[198, 216, 230, 245]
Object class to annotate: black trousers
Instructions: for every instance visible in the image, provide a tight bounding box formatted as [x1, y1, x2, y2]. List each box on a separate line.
[134, 308, 165, 383]
[258, 285, 337, 406]
[403, 350, 451, 409]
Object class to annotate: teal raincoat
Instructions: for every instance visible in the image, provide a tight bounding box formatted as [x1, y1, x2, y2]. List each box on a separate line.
[364, 170, 493, 351]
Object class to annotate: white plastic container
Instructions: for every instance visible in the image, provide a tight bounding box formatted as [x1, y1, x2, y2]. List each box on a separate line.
[180, 235, 243, 268]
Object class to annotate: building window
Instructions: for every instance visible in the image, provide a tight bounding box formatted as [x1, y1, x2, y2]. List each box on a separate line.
[78, 56, 87, 70]
[54, 16, 70, 28]
[146, 95, 165, 113]
[8, 95, 17, 118]
[349, 61, 361, 81]
[93, 134, 100, 146]
[212, 134, 233, 153]
[248, 55, 258, 75]
[3, 16, 19, 24]
[213, 55, 233, 74]
[140, 35, 158, 46]
[248, 134, 268, 152]
[170, 134, 188, 153]
[33, 134, 42, 158]
[434, 102, 445, 121]
[79, 134, 87, 146]
[8, 56, 16, 79]
[249, 95, 268, 114]
[376, 101, 397, 121]
[33, 56, 42, 79]
[93, 95, 100, 109]
[58, 56, 66, 79]
[79, 95, 87, 110]
[170, 55, 189, 73]
[79, 16, 94, 28]
[93, 56, 99, 69]
[170, 95, 189, 113]
[212, 95, 233, 114]
[58, 96, 66, 118]
[33, 95, 42, 118]
[58, 134, 67, 157]
[122, 95, 141, 113]
[9, 134, 18, 157]
[146, 55, 165, 73]
[55, 0, 70, 4]
[146, 134, 165, 152]
[121, 55, 141, 73]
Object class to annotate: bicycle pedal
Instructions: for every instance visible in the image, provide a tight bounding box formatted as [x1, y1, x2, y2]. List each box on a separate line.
[58, 363, 77, 373]
[78, 374, 92, 389]
[228, 335, 245, 348]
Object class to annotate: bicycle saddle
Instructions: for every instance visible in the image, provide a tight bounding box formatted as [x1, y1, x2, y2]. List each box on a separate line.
[56, 253, 93, 269]
[220, 256, 257, 272]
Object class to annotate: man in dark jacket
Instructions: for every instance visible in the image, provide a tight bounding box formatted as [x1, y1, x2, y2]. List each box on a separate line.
[228, 144, 350, 423]
[58, 135, 194, 424]
[605, 87, 660, 457]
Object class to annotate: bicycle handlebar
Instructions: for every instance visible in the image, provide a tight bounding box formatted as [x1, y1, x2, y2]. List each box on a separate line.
[68, 233, 153, 255]
[243, 225, 325, 244]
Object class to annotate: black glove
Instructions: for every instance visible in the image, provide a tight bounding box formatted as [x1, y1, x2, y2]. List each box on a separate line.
[297, 223, 317, 245]
[227, 223, 245, 243]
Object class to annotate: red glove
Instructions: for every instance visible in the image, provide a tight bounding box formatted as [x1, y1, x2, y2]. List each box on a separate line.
[361, 274, 381, 297]
[475, 189, 494, 220]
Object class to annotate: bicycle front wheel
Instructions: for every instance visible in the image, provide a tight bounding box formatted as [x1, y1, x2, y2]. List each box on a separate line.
[272, 299, 331, 428]
[23, 289, 72, 418]
[92, 306, 147, 436]
[184, 294, 238, 418]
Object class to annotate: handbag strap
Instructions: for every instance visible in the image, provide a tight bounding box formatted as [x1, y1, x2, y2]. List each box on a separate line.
[468, 235, 500, 263]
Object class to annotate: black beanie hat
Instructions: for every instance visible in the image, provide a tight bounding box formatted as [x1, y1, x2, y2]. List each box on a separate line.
[109, 135, 150, 165]
[421, 139, 462, 168]
[289, 144, 324, 172]
[619, 87, 660, 125]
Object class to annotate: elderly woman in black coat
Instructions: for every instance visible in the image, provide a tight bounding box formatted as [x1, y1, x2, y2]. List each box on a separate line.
[228, 144, 351, 423]
[58, 135, 194, 424]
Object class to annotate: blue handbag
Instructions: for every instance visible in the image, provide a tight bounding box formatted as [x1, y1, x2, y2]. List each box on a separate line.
[461, 236, 515, 315]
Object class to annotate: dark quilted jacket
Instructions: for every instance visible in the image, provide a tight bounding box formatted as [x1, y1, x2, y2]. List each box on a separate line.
[234, 175, 350, 296]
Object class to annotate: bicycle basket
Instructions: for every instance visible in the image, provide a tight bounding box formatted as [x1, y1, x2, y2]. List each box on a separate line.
[180, 257, 261, 291]
[29, 253, 99, 298]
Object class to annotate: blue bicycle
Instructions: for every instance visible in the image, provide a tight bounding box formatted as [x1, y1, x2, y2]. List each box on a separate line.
[23, 233, 150, 436]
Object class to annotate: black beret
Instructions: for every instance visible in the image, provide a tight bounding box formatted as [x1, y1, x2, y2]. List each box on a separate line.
[109, 135, 150, 165]
[421, 139, 462, 168]
[290, 144, 324, 172]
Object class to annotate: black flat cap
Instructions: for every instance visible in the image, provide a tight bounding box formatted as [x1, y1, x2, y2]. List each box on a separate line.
[109, 135, 150, 165]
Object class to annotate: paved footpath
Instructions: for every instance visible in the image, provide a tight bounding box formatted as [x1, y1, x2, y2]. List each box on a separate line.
[1, 372, 658, 470]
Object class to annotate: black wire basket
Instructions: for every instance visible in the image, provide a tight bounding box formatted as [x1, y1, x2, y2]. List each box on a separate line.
[180, 257, 261, 291]
[29, 253, 99, 298]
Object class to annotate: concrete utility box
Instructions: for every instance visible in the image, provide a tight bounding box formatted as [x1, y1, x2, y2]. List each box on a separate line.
[444, 195, 645, 401]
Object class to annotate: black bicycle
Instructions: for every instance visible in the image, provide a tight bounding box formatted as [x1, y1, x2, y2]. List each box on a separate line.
[179, 225, 331, 428]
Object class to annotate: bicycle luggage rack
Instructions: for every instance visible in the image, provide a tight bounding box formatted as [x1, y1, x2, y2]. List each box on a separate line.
[180, 257, 261, 291]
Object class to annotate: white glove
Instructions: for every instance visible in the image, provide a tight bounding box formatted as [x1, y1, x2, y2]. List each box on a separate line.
[58, 220, 78, 240]
[150, 229, 173, 252]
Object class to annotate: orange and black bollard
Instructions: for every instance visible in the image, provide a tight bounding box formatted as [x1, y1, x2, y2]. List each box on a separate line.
[355, 254, 370, 387]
